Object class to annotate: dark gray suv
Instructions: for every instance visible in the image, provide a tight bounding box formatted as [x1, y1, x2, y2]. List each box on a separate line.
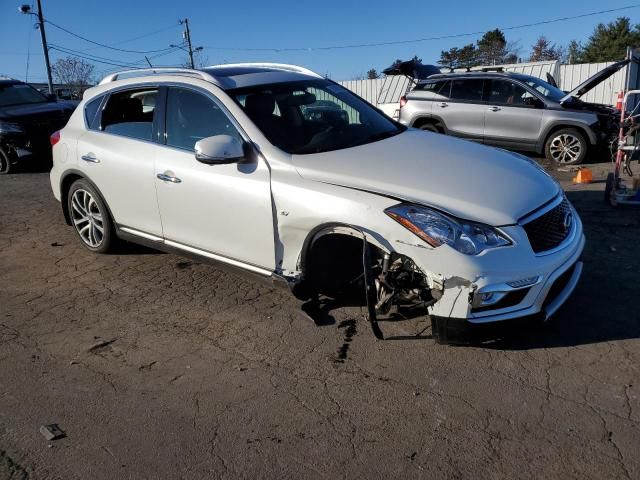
[398, 63, 625, 164]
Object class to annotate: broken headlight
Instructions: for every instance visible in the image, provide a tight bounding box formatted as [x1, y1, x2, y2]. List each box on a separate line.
[385, 204, 511, 255]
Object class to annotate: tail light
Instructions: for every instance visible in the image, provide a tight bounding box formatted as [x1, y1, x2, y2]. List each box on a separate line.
[399, 96, 407, 108]
[50, 130, 61, 146]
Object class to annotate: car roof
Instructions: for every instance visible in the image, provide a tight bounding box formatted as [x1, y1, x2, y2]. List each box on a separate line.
[422, 71, 533, 82]
[96, 63, 323, 91]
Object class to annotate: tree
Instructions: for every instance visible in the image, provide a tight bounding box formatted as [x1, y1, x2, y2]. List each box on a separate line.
[438, 44, 478, 70]
[476, 29, 508, 65]
[51, 57, 94, 97]
[180, 50, 209, 69]
[565, 40, 583, 64]
[581, 17, 640, 62]
[529, 36, 563, 62]
[367, 68, 379, 79]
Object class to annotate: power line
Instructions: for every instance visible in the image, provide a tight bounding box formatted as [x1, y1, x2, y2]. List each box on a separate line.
[49, 45, 143, 68]
[45, 19, 178, 54]
[78, 24, 181, 53]
[202, 4, 640, 52]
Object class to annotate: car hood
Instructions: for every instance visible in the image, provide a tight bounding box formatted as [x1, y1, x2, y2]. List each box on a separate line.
[0, 101, 75, 121]
[560, 59, 629, 104]
[291, 130, 560, 226]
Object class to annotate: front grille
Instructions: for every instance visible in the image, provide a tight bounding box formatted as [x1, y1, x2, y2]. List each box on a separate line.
[522, 197, 573, 253]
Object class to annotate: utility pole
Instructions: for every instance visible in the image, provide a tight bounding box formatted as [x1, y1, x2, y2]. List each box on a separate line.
[180, 18, 195, 69]
[20, 1, 53, 94]
[35, 0, 53, 94]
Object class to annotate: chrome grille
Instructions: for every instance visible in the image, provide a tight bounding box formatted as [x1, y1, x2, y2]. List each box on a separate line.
[522, 197, 573, 253]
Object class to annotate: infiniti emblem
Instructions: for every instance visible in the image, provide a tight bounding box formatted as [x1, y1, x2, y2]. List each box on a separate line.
[562, 211, 573, 233]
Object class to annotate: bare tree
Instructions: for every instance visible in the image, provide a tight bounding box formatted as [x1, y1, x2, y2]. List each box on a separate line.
[51, 56, 95, 97]
[180, 50, 209, 69]
[529, 36, 563, 62]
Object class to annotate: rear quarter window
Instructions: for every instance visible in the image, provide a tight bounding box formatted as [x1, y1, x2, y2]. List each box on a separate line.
[413, 80, 451, 99]
[84, 96, 103, 130]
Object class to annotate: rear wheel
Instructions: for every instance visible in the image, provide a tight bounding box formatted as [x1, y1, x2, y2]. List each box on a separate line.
[545, 128, 588, 165]
[67, 179, 115, 253]
[418, 123, 442, 134]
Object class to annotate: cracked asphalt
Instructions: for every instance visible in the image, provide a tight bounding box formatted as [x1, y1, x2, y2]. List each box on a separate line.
[1, 163, 639, 479]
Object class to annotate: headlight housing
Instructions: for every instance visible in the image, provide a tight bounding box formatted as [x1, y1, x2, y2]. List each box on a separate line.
[0, 122, 25, 134]
[385, 204, 512, 255]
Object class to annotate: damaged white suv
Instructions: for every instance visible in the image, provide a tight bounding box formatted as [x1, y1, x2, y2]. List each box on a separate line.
[49, 64, 584, 342]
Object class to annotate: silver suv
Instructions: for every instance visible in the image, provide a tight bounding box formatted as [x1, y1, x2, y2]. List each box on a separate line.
[49, 64, 584, 342]
[398, 63, 625, 164]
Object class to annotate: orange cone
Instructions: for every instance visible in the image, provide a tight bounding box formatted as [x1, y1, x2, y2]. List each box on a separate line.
[616, 91, 624, 110]
[573, 168, 593, 184]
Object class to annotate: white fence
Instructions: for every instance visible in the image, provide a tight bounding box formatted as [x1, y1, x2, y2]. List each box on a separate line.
[338, 59, 633, 112]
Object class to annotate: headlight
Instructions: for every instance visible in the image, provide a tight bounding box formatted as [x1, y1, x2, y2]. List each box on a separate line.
[385, 204, 511, 255]
[0, 122, 24, 134]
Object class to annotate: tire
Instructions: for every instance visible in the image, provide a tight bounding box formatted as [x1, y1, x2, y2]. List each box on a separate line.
[544, 128, 588, 165]
[419, 123, 442, 134]
[0, 147, 11, 175]
[604, 172, 615, 205]
[67, 179, 115, 253]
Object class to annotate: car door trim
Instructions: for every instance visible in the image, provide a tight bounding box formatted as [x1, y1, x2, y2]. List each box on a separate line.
[117, 225, 273, 276]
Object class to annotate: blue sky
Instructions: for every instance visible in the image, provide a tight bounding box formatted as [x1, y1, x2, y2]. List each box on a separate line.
[0, 0, 638, 83]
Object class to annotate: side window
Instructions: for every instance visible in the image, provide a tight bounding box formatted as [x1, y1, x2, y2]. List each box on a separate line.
[486, 80, 530, 106]
[84, 96, 102, 129]
[101, 88, 158, 141]
[416, 80, 451, 99]
[450, 79, 484, 102]
[165, 88, 242, 151]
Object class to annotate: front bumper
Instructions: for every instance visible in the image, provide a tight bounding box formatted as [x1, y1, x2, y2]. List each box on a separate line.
[406, 208, 585, 324]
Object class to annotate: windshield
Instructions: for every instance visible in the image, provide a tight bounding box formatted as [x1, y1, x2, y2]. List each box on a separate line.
[0, 83, 48, 107]
[523, 77, 567, 103]
[230, 79, 404, 154]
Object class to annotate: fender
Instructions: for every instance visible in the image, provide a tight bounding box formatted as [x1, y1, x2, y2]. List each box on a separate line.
[538, 121, 598, 152]
[59, 168, 117, 228]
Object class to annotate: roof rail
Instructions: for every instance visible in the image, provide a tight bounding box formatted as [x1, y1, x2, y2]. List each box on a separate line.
[98, 68, 220, 86]
[204, 62, 322, 78]
[480, 67, 504, 72]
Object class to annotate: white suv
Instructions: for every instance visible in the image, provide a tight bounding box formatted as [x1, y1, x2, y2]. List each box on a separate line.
[49, 64, 585, 342]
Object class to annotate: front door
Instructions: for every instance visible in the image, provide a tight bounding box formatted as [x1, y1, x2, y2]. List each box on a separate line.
[483, 79, 544, 150]
[154, 86, 275, 271]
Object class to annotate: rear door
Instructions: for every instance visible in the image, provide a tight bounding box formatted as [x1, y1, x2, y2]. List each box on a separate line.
[75, 86, 164, 237]
[483, 79, 544, 150]
[438, 78, 486, 142]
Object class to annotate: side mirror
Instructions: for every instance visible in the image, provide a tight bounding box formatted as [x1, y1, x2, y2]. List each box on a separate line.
[194, 135, 245, 165]
[46, 93, 57, 102]
[523, 97, 544, 108]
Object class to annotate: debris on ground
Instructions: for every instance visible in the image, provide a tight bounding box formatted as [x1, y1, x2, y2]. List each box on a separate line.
[40, 424, 65, 441]
[87, 338, 115, 353]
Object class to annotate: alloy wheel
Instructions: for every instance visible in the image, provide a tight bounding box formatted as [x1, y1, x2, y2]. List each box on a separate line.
[70, 189, 104, 248]
[549, 133, 582, 163]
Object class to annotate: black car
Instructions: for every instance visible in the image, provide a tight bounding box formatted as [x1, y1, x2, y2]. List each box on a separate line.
[0, 79, 76, 174]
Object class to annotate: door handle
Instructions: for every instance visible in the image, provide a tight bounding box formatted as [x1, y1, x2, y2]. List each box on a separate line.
[156, 172, 182, 184]
[81, 153, 100, 163]
[488, 106, 501, 112]
[439, 102, 448, 108]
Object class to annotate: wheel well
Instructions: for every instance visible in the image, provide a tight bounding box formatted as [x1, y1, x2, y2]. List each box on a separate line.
[296, 231, 384, 301]
[542, 125, 592, 152]
[60, 173, 84, 225]
[412, 117, 442, 130]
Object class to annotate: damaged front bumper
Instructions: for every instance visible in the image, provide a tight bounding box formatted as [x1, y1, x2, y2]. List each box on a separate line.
[416, 218, 585, 328]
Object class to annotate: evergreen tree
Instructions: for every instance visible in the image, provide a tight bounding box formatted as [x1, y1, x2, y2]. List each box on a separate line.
[581, 17, 640, 62]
